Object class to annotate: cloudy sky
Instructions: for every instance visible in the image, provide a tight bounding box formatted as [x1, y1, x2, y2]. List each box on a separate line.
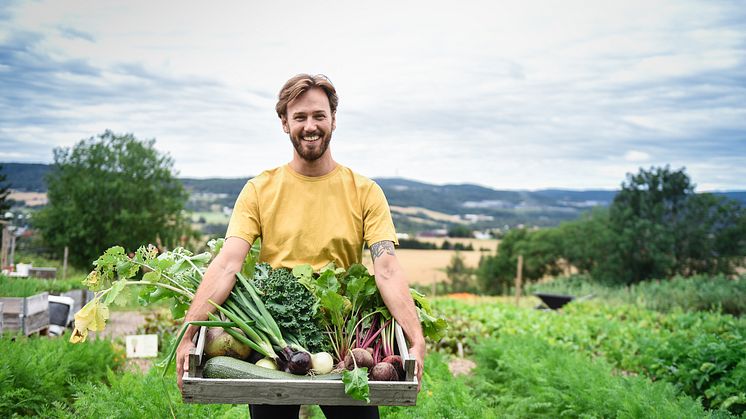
[1, 0, 744, 191]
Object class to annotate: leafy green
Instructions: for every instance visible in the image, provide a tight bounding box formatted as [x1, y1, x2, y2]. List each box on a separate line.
[253, 264, 327, 352]
[342, 367, 370, 403]
[411, 289, 448, 341]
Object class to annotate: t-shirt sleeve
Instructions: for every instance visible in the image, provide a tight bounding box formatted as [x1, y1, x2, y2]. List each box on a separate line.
[225, 181, 261, 246]
[363, 182, 399, 247]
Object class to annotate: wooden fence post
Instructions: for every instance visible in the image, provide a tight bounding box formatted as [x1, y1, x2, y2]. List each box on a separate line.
[63, 246, 69, 279]
[514, 254, 523, 305]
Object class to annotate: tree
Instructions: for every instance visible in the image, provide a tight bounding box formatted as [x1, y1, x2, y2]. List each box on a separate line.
[0, 164, 11, 215]
[602, 166, 745, 284]
[34, 131, 192, 268]
[477, 227, 563, 294]
[447, 225, 473, 238]
[444, 251, 476, 293]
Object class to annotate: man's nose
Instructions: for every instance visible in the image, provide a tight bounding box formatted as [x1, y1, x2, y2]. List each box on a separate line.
[304, 118, 317, 132]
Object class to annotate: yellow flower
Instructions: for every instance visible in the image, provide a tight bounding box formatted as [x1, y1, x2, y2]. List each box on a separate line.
[73, 299, 110, 336]
[69, 327, 88, 343]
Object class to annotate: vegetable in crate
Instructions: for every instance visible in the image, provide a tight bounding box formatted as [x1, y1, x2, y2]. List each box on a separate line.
[252, 263, 327, 353]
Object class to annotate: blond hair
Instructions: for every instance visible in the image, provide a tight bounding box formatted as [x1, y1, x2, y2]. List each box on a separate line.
[276, 74, 338, 119]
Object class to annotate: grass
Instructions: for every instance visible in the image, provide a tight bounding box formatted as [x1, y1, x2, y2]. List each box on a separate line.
[0, 273, 88, 297]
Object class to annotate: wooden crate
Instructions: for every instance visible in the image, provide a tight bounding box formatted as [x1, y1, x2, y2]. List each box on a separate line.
[0, 302, 3, 334]
[0, 292, 50, 335]
[183, 323, 418, 406]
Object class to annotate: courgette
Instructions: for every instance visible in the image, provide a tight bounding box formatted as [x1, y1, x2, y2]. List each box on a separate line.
[203, 356, 343, 380]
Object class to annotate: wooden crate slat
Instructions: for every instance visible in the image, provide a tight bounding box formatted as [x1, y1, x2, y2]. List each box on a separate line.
[26, 292, 49, 315]
[182, 377, 417, 405]
[0, 297, 22, 313]
[23, 310, 49, 335]
[183, 324, 419, 405]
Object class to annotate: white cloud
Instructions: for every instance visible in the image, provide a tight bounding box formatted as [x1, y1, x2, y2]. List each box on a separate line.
[624, 150, 651, 162]
[1, 0, 744, 190]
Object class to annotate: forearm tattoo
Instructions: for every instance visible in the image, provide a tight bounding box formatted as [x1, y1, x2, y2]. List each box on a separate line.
[370, 241, 396, 263]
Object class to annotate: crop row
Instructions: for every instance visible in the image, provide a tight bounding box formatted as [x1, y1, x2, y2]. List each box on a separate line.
[433, 298, 746, 415]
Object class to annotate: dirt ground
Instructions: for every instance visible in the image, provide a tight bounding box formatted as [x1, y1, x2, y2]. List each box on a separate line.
[93, 311, 153, 373]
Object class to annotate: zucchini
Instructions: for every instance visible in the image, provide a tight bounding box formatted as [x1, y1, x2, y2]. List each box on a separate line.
[203, 356, 343, 380]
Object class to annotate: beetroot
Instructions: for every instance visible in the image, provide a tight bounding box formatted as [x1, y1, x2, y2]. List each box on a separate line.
[344, 348, 375, 370]
[382, 355, 404, 380]
[370, 362, 399, 381]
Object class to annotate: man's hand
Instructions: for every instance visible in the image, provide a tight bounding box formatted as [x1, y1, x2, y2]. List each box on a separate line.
[176, 337, 196, 392]
[409, 341, 426, 391]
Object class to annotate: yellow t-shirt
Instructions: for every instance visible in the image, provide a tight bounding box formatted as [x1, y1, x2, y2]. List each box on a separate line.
[225, 164, 398, 270]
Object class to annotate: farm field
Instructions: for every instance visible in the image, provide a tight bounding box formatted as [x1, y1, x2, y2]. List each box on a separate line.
[3, 292, 743, 418]
[362, 248, 486, 285]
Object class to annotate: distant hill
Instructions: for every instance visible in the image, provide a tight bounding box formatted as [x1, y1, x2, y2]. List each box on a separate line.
[0, 163, 51, 192]
[3, 162, 744, 230]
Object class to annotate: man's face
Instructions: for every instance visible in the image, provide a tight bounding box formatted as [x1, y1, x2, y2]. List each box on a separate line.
[282, 87, 336, 162]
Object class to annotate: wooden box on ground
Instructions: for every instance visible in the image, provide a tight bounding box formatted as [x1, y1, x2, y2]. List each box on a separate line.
[0, 292, 49, 335]
[182, 324, 418, 406]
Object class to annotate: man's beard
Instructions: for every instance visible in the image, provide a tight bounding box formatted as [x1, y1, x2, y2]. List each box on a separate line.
[290, 131, 332, 162]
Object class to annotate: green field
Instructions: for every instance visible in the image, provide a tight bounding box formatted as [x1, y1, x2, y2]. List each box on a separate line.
[2, 280, 744, 418]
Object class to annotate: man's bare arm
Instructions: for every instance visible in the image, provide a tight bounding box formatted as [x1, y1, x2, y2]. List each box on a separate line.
[370, 240, 425, 388]
[176, 236, 250, 390]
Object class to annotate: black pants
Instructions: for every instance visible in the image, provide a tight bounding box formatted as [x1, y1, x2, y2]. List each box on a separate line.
[249, 404, 379, 419]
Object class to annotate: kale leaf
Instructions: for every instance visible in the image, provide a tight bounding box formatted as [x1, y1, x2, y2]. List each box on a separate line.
[253, 263, 328, 353]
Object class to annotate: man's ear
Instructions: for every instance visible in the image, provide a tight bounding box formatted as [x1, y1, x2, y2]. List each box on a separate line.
[281, 116, 289, 133]
[331, 112, 336, 131]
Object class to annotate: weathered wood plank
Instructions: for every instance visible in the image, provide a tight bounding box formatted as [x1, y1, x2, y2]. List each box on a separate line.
[394, 323, 416, 382]
[182, 377, 417, 405]
[26, 292, 49, 315]
[0, 297, 22, 313]
[23, 310, 49, 335]
[0, 302, 4, 333]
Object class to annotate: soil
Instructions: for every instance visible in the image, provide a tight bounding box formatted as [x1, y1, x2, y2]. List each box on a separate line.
[93, 311, 154, 373]
[448, 357, 476, 377]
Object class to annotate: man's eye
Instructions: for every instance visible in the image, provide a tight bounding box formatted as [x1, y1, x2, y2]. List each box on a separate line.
[294, 117, 304, 121]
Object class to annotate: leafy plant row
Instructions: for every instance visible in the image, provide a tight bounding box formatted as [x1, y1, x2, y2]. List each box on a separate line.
[433, 298, 746, 415]
[0, 333, 123, 417]
[0, 274, 88, 297]
[529, 274, 746, 316]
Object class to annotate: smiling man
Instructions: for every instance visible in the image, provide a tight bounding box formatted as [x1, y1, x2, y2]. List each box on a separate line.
[175, 74, 426, 419]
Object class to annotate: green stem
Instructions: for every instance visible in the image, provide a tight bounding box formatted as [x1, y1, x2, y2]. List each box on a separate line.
[123, 281, 195, 299]
[130, 260, 195, 297]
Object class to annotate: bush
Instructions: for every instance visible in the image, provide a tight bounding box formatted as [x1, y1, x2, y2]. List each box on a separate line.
[0, 334, 123, 416]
